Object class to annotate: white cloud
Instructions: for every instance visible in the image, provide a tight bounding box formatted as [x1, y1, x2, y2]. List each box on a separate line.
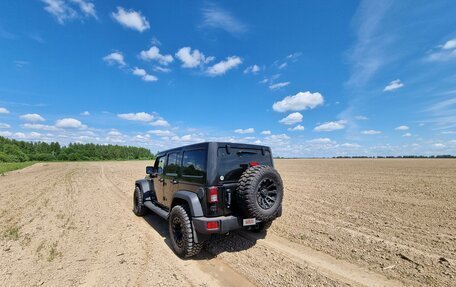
[244, 64, 261, 74]
[288, 125, 304, 131]
[384, 79, 404, 92]
[55, 118, 86, 129]
[441, 131, 456, 135]
[117, 112, 153, 122]
[269, 81, 290, 90]
[14, 132, 26, 139]
[395, 125, 409, 130]
[175, 47, 213, 68]
[20, 113, 45, 122]
[103, 52, 126, 67]
[153, 66, 171, 73]
[0, 123, 10, 129]
[200, 5, 247, 37]
[80, 111, 90, 116]
[427, 39, 456, 62]
[272, 91, 324, 112]
[150, 119, 170, 127]
[402, 133, 412, 137]
[0, 107, 10, 114]
[0, 131, 12, 137]
[206, 56, 242, 76]
[278, 63, 287, 69]
[234, 128, 254, 134]
[442, 39, 456, 50]
[22, 123, 59, 131]
[266, 134, 290, 140]
[355, 115, 368, 120]
[139, 46, 173, 65]
[42, 0, 96, 24]
[361, 130, 382, 135]
[132, 67, 157, 82]
[279, 112, 303, 125]
[108, 130, 122, 136]
[307, 138, 333, 144]
[261, 130, 271, 135]
[433, 143, 445, 148]
[112, 7, 149, 32]
[71, 0, 97, 18]
[314, 120, 346, 132]
[148, 130, 173, 137]
[340, 143, 361, 148]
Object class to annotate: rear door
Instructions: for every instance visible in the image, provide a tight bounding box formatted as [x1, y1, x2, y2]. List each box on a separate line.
[163, 151, 181, 208]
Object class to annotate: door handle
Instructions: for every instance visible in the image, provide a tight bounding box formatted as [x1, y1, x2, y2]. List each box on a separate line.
[159, 178, 164, 182]
[172, 179, 179, 184]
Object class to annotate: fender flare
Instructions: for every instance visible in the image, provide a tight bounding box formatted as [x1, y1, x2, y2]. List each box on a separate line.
[172, 190, 204, 217]
[135, 179, 155, 201]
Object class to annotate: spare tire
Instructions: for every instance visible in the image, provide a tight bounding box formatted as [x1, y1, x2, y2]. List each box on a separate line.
[236, 165, 284, 222]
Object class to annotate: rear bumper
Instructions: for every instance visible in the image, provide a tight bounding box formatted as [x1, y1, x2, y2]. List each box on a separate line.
[192, 215, 242, 234]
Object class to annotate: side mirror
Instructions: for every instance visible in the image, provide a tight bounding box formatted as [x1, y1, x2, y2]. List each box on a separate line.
[146, 166, 154, 175]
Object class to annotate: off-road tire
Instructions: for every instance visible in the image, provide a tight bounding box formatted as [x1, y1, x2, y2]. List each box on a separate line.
[169, 205, 203, 258]
[251, 221, 273, 233]
[237, 165, 283, 222]
[133, 186, 147, 216]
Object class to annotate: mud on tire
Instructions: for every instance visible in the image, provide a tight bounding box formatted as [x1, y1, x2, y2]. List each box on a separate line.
[169, 205, 203, 258]
[237, 165, 284, 222]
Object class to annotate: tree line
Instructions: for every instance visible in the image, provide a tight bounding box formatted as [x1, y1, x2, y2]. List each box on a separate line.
[0, 136, 154, 162]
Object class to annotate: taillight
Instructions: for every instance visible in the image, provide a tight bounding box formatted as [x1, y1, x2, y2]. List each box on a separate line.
[249, 161, 259, 167]
[208, 186, 218, 203]
[206, 221, 219, 230]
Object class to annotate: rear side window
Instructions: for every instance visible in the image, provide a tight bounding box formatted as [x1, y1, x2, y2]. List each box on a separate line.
[217, 147, 272, 182]
[165, 152, 180, 175]
[181, 149, 206, 183]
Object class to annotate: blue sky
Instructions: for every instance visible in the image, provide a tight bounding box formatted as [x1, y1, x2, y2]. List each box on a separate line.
[1, 0, 455, 157]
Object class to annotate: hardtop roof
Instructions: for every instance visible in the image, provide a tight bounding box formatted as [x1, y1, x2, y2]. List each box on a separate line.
[155, 141, 271, 157]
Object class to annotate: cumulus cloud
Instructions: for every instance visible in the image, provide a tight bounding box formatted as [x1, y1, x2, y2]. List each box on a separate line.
[55, 118, 86, 129]
[103, 52, 126, 67]
[0, 123, 10, 129]
[22, 123, 59, 131]
[0, 107, 10, 114]
[314, 120, 346, 132]
[20, 113, 45, 122]
[234, 128, 254, 134]
[117, 112, 153, 122]
[403, 133, 412, 137]
[395, 125, 409, 130]
[175, 47, 214, 68]
[132, 67, 157, 82]
[139, 46, 173, 65]
[433, 143, 445, 148]
[112, 7, 149, 32]
[0, 131, 12, 137]
[243, 64, 261, 74]
[288, 125, 304, 131]
[206, 56, 242, 76]
[148, 130, 173, 137]
[80, 111, 90, 116]
[269, 81, 290, 90]
[150, 119, 170, 127]
[384, 79, 404, 92]
[307, 138, 333, 144]
[279, 112, 303, 125]
[261, 130, 271, 135]
[361, 130, 382, 135]
[272, 91, 324, 112]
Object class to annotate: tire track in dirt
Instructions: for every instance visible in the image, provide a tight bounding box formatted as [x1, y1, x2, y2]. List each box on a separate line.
[98, 164, 256, 287]
[238, 231, 404, 287]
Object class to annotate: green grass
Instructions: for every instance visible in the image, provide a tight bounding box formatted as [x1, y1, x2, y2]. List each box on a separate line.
[0, 162, 36, 174]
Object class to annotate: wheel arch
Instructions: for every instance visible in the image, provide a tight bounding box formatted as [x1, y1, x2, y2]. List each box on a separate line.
[171, 190, 204, 217]
[135, 179, 155, 201]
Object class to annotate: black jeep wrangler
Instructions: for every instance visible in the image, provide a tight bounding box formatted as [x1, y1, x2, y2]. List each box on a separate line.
[133, 142, 284, 257]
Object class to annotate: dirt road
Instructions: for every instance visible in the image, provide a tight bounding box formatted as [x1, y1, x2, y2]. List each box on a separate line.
[1, 159, 455, 286]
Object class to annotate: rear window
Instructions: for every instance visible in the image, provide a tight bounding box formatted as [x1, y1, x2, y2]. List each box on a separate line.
[217, 147, 272, 182]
